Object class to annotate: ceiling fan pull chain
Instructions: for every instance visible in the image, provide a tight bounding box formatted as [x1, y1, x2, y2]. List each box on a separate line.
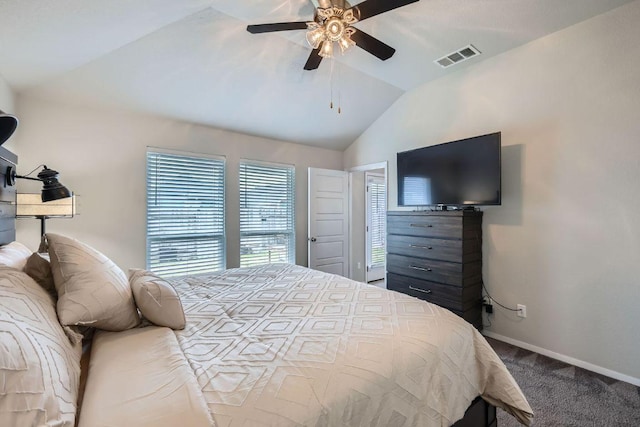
[330, 57, 335, 109]
[337, 62, 342, 114]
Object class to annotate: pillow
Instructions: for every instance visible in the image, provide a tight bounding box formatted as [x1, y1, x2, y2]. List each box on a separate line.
[0, 267, 82, 427]
[129, 269, 186, 330]
[46, 233, 140, 331]
[0, 241, 32, 270]
[24, 252, 56, 295]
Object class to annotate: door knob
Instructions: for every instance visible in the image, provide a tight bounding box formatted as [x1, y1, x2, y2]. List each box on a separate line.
[309, 237, 317, 242]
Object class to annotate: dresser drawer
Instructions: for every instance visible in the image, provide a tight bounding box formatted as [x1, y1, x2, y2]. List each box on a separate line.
[387, 254, 483, 286]
[387, 234, 462, 263]
[387, 273, 481, 312]
[387, 253, 462, 286]
[387, 214, 461, 239]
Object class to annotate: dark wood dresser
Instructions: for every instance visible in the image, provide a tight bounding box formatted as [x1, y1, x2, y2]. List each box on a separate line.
[386, 210, 483, 330]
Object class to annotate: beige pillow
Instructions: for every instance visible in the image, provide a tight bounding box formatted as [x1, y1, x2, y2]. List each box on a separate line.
[0, 241, 32, 270]
[129, 269, 186, 330]
[47, 233, 140, 331]
[24, 252, 56, 295]
[0, 267, 82, 427]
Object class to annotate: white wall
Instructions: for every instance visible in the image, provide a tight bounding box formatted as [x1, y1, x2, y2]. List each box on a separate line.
[14, 97, 343, 271]
[344, 1, 640, 383]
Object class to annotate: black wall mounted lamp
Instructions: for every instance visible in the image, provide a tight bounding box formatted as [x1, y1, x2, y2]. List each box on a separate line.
[7, 166, 74, 253]
[1, 109, 72, 202]
[0, 110, 18, 146]
[0, 110, 75, 251]
[5, 165, 72, 202]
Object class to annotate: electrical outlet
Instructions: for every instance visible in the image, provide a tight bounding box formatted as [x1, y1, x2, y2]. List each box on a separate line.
[483, 296, 494, 314]
[357, 262, 361, 270]
[517, 304, 527, 318]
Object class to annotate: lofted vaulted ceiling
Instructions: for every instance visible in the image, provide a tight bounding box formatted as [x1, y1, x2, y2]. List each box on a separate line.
[0, 0, 634, 150]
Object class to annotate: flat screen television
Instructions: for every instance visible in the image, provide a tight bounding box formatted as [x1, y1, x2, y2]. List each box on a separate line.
[397, 132, 501, 207]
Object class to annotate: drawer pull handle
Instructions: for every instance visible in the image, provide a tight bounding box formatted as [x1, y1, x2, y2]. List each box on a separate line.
[410, 244, 433, 250]
[409, 265, 432, 272]
[410, 223, 433, 228]
[409, 286, 432, 295]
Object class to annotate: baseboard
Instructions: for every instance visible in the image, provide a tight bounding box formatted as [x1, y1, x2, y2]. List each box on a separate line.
[482, 331, 640, 387]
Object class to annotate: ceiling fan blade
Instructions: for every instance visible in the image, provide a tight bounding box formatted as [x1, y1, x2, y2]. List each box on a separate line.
[304, 48, 323, 70]
[351, 29, 395, 60]
[350, 0, 419, 22]
[247, 22, 309, 34]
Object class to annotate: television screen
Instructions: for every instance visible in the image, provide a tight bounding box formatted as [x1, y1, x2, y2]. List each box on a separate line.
[397, 132, 501, 207]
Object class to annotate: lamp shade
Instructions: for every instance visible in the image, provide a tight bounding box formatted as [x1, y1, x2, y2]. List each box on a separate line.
[319, 40, 334, 58]
[37, 166, 72, 202]
[16, 194, 76, 218]
[0, 110, 18, 146]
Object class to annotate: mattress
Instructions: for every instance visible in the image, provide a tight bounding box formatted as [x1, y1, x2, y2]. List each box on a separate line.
[170, 263, 533, 427]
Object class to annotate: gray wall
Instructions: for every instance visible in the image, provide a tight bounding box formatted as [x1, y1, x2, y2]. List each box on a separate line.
[344, 2, 640, 384]
[14, 97, 343, 272]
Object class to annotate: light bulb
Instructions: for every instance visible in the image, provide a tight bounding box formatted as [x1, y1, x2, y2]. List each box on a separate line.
[306, 27, 325, 49]
[325, 17, 344, 42]
[338, 34, 355, 54]
[319, 40, 334, 58]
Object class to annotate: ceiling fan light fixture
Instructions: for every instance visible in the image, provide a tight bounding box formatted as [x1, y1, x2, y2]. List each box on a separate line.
[305, 5, 360, 60]
[317, 6, 339, 21]
[326, 17, 345, 41]
[339, 29, 356, 54]
[250, 0, 419, 70]
[319, 40, 334, 58]
[342, 9, 357, 25]
[306, 26, 325, 49]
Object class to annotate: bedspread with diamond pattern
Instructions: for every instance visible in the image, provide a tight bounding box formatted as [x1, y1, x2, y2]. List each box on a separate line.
[170, 264, 533, 427]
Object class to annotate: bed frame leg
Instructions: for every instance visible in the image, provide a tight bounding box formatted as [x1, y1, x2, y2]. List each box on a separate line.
[451, 396, 497, 427]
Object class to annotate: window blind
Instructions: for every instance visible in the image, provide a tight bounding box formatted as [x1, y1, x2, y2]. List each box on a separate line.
[368, 174, 386, 268]
[239, 161, 295, 267]
[146, 150, 225, 276]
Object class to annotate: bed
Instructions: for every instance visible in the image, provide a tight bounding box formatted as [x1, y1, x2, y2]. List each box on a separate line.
[168, 263, 532, 426]
[0, 149, 532, 427]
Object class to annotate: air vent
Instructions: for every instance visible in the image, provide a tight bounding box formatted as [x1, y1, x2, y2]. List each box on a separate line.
[434, 44, 481, 68]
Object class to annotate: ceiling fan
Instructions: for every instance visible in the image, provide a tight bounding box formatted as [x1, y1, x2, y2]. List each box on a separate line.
[247, 0, 420, 70]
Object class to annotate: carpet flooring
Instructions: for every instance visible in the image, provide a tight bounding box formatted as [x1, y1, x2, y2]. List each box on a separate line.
[486, 337, 640, 426]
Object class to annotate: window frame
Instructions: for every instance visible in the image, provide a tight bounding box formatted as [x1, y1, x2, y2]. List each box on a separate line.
[146, 148, 226, 277]
[239, 159, 296, 267]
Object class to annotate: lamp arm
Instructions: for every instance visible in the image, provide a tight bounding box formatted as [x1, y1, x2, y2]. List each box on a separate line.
[14, 175, 42, 182]
[5, 165, 43, 186]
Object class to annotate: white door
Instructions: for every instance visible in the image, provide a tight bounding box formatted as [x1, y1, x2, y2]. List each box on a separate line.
[366, 172, 386, 282]
[308, 168, 349, 276]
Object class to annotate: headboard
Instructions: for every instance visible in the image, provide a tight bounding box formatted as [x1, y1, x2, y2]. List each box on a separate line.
[0, 145, 17, 245]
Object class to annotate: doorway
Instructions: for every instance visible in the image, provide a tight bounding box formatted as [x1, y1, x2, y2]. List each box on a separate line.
[365, 171, 386, 282]
[348, 162, 387, 284]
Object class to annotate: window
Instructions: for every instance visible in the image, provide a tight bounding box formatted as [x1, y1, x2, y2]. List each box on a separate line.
[239, 161, 295, 267]
[146, 150, 225, 276]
